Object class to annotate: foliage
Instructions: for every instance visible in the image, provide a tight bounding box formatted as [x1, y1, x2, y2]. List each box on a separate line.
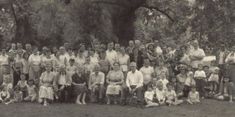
[0, 0, 234, 48]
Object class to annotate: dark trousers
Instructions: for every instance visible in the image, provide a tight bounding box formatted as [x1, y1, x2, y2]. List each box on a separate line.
[58, 85, 72, 103]
[13, 70, 21, 87]
[195, 79, 206, 97]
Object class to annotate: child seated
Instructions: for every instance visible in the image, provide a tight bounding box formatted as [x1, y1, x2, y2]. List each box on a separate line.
[184, 71, 196, 97]
[2, 74, 13, 96]
[187, 86, 200, 104]
[155, 82, 166, 105]
[0, 86, 11, 104]
[165, 83, 183, 106]
[5, 86, 23, 105]
[17, 74, 28, 98]
[157, 74, 169, 91]
[24, 79, 37, 102]
[144, 85, 159, 107]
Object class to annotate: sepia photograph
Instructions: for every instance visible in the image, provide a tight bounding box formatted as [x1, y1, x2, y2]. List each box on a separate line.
[0, 0, 235, 117]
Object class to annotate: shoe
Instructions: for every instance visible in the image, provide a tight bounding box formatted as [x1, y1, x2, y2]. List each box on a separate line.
[76, 101, 82, 105]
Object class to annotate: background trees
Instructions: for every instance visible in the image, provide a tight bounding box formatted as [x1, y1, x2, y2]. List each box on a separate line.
[0, 0, 234, 48]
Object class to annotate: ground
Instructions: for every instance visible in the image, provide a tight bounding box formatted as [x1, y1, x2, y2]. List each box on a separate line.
[0, 99, 234, 117]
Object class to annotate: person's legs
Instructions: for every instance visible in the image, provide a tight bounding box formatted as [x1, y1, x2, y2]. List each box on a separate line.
[136, 87, 143, 103]
[98, 85, 105, 101]
[82, 93, 87, 104]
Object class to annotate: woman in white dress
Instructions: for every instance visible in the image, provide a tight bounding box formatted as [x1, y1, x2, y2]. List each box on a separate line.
[38, 63, 56, 106]
[0, 49, 9, 85]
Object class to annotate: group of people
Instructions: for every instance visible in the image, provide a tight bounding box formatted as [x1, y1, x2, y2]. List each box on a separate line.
[0, 39, 234, 107]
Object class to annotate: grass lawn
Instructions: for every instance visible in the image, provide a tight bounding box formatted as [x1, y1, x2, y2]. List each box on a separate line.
[0, 99, 234, 117]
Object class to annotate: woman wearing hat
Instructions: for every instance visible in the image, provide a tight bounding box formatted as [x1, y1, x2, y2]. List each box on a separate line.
[38, 63, 56, 106]
[225, 46, 235, 102]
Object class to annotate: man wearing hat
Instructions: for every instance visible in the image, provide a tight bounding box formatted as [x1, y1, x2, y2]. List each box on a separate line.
[126, 62, 144, 103]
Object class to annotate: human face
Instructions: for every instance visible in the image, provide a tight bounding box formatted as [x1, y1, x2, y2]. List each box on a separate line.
[113, 63, 120, 71]
[115, 44, 120, 51]
[108, 42, 114, 50]
[129, 41, 134, 47]
[130, 66, 136, 72]
[20, 75, 26, 81]
[144, 59, 150, 67]
[45, 65, 52, 72]
[120, 47, 126, 54]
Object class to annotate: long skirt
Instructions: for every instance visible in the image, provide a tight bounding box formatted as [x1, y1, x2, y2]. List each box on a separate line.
[73, 84, 88, 96]
[39, 86, 54, 100]
[106, 84, 121, 95]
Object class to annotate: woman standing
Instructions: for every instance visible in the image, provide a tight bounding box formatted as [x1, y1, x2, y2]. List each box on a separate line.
[106, 62, 124, 104]
[118, 47, 130, 77]
[28, 47, 41, 84]
[38, 63, 56, 106]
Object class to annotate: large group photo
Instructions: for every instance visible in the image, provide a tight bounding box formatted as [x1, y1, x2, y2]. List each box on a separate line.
[0, 0, 235, 117]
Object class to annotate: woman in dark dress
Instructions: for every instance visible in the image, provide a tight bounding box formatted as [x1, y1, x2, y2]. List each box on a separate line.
[72, 68, 88, 105]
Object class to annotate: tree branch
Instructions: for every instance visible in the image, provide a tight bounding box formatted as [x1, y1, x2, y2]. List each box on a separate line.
[10, 1, 18, 25]
[141, 5, 174, 22]
[92, 1, 129, 8]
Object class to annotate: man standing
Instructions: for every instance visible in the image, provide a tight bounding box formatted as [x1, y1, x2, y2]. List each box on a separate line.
[189, 40, 205, 70]
[126, 62, 144, 103]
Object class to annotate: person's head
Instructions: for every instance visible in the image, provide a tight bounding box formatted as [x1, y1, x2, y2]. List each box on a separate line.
[59, 46, 66, 54]
[214, 68, 220, 74]
[203, 65, 209, 72]
[107, 42, 114, 51]
[17, 43, 23, 50]
[198, 64, 203, 70]
[85, 57, 90, 63]
[80, 44, 86, 51]
[231, 45, 235, 52]
[113, 62, 120, 71]
[88, 48, 95, 56]
[180, 45, 187, 53]
[20, 74, 26, 81]
[45, 63, 52, 72]
[25, 43, 32, 51]
[11, 43, 16, 50]
[129, 62, 137, 72]
[114, 43, 120, 51]
[42, 46, 48, 54]
[120, 46, 126, 55]
[93, 65, 100, 74]
[28, 79, 34, 86]
[3, 74, 12, 84]
[147, 85, 153, 91]
[69, 59, 75, 66]
[144, 59, 150, 67]
[187, 71, 194, 78]
[192, 40, 199, 49]
[17, 49, 24, 57]
[52, 46, 58, 54]
[134, 40, 141, 47]
[129, 40, 134, 47]
[166, 83, 173, 91]
[99, 51, 106, 59]
[191, 85, 197, 92]
[178, 65, 187, 74]
[147, 44, 154, 51]
[33, 47, 38, 55]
